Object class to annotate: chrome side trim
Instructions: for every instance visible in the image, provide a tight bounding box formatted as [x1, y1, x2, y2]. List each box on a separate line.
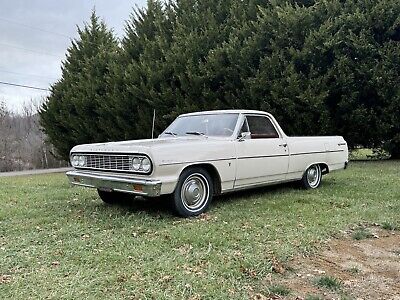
[159, 157, 235, 166]
[66, 170, 162, 197]
[290, 150, 344, 156]
[223, 178, 300, 194]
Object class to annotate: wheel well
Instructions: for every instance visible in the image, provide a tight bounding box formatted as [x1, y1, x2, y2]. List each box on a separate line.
[181, 164, 222, 195]
[319, 163, 329, 175]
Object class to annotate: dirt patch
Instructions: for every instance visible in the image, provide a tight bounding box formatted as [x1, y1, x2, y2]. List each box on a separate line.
[267, 227, 400, 300]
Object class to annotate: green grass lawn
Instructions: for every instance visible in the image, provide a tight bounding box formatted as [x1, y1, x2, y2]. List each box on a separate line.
[1, 161, 399, 299]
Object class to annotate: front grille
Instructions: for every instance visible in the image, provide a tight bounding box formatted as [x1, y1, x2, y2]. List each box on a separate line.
[85, 154, 132, 171]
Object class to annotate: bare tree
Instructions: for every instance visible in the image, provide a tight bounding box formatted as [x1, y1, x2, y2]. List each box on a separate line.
[0, 98, 66, 172]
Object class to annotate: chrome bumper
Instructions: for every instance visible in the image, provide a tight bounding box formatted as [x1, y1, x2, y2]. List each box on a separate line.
[66, 170, 162, 197]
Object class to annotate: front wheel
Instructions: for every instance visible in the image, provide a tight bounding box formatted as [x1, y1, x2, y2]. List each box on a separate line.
[172, 167, 214, 217]
[301, 164, 322, 189]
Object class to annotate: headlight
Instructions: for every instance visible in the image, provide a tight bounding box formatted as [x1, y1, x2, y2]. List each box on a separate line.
[141, 157, 151, 172]
[131, 157, 141, 171]
[130, 156, 152, 173]
[71, 155, 79, 167]
[71, 155, 86, 167]
[78, 155, 86, 167]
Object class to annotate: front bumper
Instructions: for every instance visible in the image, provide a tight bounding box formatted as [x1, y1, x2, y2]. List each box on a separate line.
[66, 170, 162, 197]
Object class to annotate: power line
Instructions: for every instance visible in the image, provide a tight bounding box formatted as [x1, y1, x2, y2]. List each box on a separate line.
[0, 81, 49, 91]
[0, 17, 71, 39]
[0, 69, 58, 80]
[0, 16, 111, 48]
[0, 42, 62, 58]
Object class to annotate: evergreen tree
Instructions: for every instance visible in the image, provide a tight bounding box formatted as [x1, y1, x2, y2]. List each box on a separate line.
[108, 0, 175, 140]
[40, 10, 119, 159]
[240, 0, 400, 154]
[40, 0, 400, 159]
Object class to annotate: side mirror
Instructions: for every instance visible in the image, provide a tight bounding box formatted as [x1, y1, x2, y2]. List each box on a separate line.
[238, 132, 251, 141]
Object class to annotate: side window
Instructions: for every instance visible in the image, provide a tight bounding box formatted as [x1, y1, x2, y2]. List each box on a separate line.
[246, 116, 279, 139]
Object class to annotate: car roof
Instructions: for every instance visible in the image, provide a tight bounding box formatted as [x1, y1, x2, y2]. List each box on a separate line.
[179, 109, 271, 117]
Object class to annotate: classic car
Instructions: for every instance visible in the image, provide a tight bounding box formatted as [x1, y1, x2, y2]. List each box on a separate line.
[66, 110, 348, 217]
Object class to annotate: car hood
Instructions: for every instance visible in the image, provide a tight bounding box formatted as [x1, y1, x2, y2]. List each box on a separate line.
[71, 136, 236, 168]
[71, 137, 228, 154]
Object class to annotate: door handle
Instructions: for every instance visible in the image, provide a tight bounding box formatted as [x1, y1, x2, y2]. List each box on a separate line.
[279, 143, 287, 147]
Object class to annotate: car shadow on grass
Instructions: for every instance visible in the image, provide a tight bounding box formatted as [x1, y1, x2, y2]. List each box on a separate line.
[104, 195, 174, 217]
[79, 178, 336, 219]
[107, 182, 301, 217]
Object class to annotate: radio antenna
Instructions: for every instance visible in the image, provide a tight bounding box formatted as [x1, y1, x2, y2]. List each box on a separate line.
[151, 109, 156, 139]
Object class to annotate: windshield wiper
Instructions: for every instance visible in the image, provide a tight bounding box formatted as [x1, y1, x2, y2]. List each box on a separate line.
[185, 131, 206, 137]
[163, 131, 177, 137]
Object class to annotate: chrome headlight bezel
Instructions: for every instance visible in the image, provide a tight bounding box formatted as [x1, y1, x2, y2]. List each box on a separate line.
[130, 155, 153, 174]
[71, 155, 79, 167]
[141, 157, 151, 172]
[70, 155, 87, 168]
[78, 155, 86, 167]
[131, 157, 142, 171]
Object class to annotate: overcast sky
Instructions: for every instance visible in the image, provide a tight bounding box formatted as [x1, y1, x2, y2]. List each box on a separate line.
[0, 0, 146, 112]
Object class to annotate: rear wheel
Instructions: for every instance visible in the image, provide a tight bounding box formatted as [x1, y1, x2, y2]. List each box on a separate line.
[301, 164, 322, 189]
[97, 189, 134, 204]
[172, 167, 213, 217]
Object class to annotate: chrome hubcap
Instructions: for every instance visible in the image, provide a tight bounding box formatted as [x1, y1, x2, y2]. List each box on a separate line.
[307, 165, 320, 187]
[181, 174, 209, 210]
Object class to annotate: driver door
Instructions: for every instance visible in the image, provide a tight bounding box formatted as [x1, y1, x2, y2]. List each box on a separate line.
[234, 115, 289, 188]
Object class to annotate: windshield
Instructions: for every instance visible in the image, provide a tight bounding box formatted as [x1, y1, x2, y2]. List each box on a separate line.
[161, 113, 239, 137]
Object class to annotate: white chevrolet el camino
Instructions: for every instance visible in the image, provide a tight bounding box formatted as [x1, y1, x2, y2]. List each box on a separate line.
[67, 110, 348, 217]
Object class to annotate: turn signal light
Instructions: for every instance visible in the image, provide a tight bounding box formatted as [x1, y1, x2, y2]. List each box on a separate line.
[133, 184, 143, 192]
